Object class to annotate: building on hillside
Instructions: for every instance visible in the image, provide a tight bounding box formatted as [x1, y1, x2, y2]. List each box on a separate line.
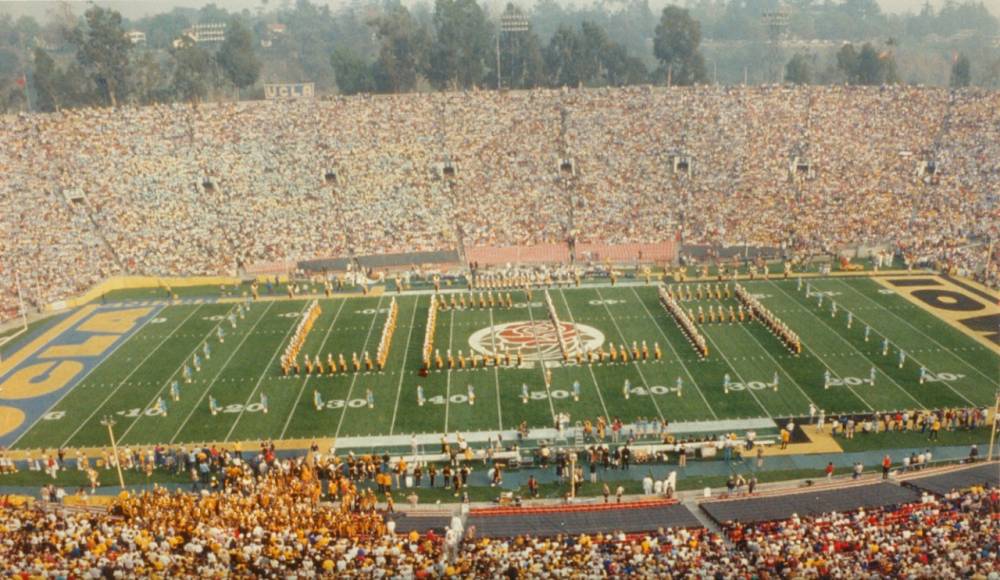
[173, 23, 226, 48]
[125, 31, 147, 46]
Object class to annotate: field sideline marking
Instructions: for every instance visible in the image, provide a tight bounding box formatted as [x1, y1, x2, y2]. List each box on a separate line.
[443, 308, 455, 433]
[223, 301, 310, 442]
[389, 297, 421, 435]
[14, 304, 172, 449]
[332, 296, 385, 441]
[825, 280, 978, 406]
[167, 302, 275, 444]
[556, 289, 611, 422]
[522, 294, 558, 425]
[767, 280, 919, 410]
[834, 278, 998, 389]
[593, 288, 666, 423]
[628, 287, 717, 420]
[59, 305, 201, 447]
[280, 298, 348, 440]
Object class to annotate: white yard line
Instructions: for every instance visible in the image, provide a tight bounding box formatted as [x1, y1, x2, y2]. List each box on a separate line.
[833, 278, 998, 389]
[169, 302, 275, 444]
[389, 297, 421, 435]
[33, 303, 185, 449]
[333, 296, 386, 440]
[628, 287, 717, 420]
[593, 288, 665, 422]
[443, 308, 455, 433]
[487, 307, 504, 431]
[280, 298, 348, 440]
[223, 301, 310, 442]
[822, 280, 978, 406]
[557, 289, 611, 422]
[732, 318, 817, 409]
[768, 280, 918, 410]
[522, 295, 558, 424]
[696, 323, 775, 418]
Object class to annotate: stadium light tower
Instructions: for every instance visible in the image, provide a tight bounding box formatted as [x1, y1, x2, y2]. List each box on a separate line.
[497, 3, 530, 90]
[762, 8, 790, 84]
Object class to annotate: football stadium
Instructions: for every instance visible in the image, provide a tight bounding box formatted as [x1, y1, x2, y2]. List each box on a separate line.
[0, 0, 999, 576]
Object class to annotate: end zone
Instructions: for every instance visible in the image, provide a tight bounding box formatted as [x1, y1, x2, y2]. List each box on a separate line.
[873, 275, 1000, 355]
[0, 305, 161, 447]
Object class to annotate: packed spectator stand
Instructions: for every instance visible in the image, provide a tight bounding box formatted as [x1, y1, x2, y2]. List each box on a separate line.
[0, 453, 995, 576]
[2, 85, 998, 323]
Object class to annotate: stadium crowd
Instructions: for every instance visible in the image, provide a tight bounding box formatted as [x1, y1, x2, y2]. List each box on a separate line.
[2, 85, 998, 322]
[0, 472, 995, 576]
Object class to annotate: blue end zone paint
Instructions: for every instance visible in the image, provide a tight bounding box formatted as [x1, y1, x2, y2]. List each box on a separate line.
[0, 304, 163, 448]
[0, 312, 73, 358]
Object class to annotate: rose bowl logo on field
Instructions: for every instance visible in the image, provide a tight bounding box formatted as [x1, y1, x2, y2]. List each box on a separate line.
[468, 321, 604, 364]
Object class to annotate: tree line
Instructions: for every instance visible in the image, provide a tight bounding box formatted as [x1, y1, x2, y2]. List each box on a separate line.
[0, 0, 996, 113]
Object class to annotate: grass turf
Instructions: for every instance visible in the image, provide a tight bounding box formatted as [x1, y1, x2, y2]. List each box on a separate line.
[10, 277, 998, 451]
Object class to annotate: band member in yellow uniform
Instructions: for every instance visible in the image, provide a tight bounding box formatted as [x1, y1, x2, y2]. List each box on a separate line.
[339, 354, 348, 372]
[459, 350, 467, 369]
[609, 343, 618, 363]
[654, 342, 661, 360]
[641, 341, 649, 360]
[305, 357, 314, 375]
[314, 355, 323, 375]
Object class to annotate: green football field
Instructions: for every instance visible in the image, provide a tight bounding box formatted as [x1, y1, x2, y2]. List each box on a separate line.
[10, 276, 999, 451]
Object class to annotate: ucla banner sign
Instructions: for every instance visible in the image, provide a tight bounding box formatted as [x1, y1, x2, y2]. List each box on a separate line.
[265, 83, 315, 100]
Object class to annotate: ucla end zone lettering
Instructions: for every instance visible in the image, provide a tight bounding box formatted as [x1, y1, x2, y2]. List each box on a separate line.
[880, 276, 1000, 351]
[0, 305, 159, 446]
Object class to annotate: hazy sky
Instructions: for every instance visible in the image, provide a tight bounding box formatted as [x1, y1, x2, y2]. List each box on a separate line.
[1, 0, 998, 21]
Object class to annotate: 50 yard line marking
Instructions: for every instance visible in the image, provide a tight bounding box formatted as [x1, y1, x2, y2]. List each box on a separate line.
[169, 302, 276, 444]
[522, 294, 557, 425]
[557, 289, 610, 422]
[24, 303, 184, 450]
[629, 286, 717, 420]
[223, 301, 310, 442]
[279, 298, 348, 440]
[333, 296, 385, 441]
[444, 307, 456, 433]
[487, 307, 504, 431]
[389, 297, 421, 435]
[594, 288, 665, 423]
